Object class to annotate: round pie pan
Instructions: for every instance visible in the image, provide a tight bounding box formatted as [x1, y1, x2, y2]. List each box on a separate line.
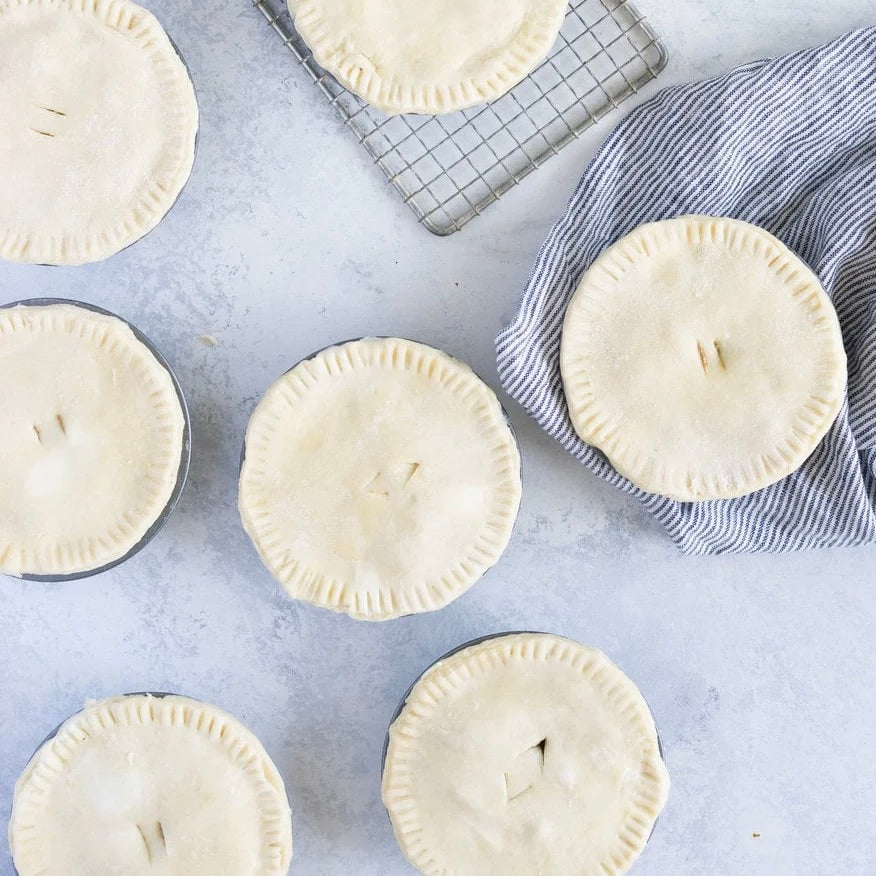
[381, 631, 666, 846]
[1, 298, 192, 582]
[23, 29, 198, 267]
[11, 692, 287, 876]
[239, 337, 523, 610]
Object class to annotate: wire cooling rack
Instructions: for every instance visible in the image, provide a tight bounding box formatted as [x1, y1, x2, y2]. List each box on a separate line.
[254, 0, 667, 235]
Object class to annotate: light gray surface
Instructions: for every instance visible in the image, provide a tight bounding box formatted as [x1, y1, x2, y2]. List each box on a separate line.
[2, 1, 875, 873]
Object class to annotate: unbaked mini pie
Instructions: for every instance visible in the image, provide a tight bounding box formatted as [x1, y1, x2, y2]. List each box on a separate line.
[288, 0, 569, 114]
[0, 0, 199, 264]
[0, 301, 188, 578]
[382, 632, 669, 876]
[560, 216, 847, 501]
[8, 693, 293, 876]
[239, 337, 522, 621]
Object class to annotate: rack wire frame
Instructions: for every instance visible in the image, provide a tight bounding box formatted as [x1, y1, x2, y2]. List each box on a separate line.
[254, 0, 668, 235]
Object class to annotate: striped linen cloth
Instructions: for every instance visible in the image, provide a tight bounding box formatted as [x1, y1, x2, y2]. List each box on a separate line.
[496, 27, 876, 554]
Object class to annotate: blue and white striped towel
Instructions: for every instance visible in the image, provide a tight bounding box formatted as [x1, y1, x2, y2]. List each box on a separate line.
[497, 27, 876, 554]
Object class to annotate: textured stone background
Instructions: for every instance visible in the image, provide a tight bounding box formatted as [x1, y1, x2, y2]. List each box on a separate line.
[1, 1, 875, 873]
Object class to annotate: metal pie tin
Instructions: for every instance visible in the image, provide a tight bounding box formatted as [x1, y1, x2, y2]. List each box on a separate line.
[0, 298, 191, 581]
[381, 631, 667, 849]
[238, 338, 523, 614]
[10, 692, 282, 876]
[13, 25, 198, 267]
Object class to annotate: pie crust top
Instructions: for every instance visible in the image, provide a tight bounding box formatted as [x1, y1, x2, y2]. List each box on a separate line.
[8, 694, 293, 876]
[560, 216, 847, 501]
[0, 0, 199, 265]
[0, 304, 186, 577]
[382, 633, 669, 876]
[238, 338, 522, 621]
[288, 0, 569, 114]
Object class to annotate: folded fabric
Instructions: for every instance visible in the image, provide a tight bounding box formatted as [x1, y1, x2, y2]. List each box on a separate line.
[496, 27, 876, 554]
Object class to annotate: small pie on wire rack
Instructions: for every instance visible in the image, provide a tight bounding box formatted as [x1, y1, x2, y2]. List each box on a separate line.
[560, 216, 847, 501]
[9, 694, 293, 876]
[382, 633, 669, 875]
[287, 0, 569, 114]
[239, 337, 522, 621]
[0, 0, 198, 265]
[0, 304, 185, 577]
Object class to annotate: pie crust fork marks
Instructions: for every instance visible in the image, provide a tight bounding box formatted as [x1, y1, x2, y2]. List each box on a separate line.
[8, 694, 293, 876]
[382, 633, 669, 876]
[0, 0, 199, 265]
[239, 338, 522, 621]
[560, 216, 847, 501]
[288, 0, 569, 114]
[0, 302, 187, 577]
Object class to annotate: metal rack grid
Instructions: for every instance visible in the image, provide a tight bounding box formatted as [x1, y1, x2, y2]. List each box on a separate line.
[254, 0, 668, 235]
